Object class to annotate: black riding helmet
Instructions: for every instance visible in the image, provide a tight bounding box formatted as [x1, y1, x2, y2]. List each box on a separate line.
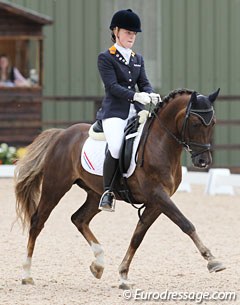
[109, 9, 142, 32]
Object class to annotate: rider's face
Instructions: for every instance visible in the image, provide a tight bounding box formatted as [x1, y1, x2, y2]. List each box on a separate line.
[115, 28, 137, 49]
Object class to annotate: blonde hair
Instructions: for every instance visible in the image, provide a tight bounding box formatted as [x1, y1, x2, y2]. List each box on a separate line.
[0, 54, 12, 81]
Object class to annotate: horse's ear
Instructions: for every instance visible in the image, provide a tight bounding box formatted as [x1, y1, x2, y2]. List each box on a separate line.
[189, 91, 197, 105]
[208, 88, 220, 103]
[186, 91, 197, 114]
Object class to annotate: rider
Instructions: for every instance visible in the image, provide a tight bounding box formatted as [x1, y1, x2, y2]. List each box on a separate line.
[97, 9, 161, 212]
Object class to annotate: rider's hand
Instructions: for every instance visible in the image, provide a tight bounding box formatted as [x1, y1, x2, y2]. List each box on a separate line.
[149, 93, 162, 105]
[133, 92, 151, 105]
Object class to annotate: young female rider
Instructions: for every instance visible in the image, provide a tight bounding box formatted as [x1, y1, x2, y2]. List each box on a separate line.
[97, 9, 161, 212]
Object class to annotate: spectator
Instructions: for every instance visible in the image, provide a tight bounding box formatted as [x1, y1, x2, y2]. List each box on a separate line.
[0, 54, 29, 87]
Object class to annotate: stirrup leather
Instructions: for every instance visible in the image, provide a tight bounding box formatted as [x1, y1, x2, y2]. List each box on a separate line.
[98, 190, 116, 212]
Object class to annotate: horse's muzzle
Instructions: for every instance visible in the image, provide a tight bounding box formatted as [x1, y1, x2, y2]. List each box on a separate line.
[192, 151, 212, 168]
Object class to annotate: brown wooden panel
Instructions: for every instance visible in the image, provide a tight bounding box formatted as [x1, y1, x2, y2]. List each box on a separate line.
[0, 2, 52, 26]
[0, 120, 41, 128]
[0, 126, 40, 134]
[0, 87, 42, 146]
[0, 101, 41, 113]
[0, 10, 42, 36]
[0, 134, 40, 146]
[0, 116, 41, 122]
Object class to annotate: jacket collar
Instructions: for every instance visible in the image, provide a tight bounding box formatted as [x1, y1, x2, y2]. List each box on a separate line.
[109, 45, 135, 57]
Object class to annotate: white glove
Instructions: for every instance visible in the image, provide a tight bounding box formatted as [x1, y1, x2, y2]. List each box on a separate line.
[133, 92, 151, 105]
[149, 93, 162, 105]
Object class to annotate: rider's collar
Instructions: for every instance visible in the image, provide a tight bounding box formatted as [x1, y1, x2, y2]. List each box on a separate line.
[109, 45, 135, 57]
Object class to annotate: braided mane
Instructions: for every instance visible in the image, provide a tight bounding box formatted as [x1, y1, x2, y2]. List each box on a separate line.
[153, 88, 194, 113]
[162, 88, 193, 104]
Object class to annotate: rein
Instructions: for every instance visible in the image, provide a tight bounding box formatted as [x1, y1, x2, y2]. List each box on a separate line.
[151, 101, 214, 159]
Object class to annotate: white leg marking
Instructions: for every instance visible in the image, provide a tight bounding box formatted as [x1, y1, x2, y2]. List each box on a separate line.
[22, 256, 32, 280]
[90, 242, 104, 268]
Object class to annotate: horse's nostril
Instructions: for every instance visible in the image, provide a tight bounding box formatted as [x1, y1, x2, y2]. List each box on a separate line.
[198, 158, 209, 168]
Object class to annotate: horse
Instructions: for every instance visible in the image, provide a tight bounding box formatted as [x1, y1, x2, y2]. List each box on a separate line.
[15, 88, 225, 289]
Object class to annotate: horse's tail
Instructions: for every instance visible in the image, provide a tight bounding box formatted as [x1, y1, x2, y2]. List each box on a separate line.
[15, 128, 63, 230]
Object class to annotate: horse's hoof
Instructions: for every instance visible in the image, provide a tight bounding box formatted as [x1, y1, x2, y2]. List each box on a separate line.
[90, 262, 104, 279]
[207, 260, 226, 273]
[22, 277, 35, 285]
[119, 279, 134, 290]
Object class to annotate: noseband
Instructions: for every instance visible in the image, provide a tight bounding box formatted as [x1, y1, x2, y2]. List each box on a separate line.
[152, 100, 214, 159]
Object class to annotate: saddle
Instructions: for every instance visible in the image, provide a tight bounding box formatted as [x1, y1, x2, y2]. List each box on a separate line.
[89, 110, 149, 175]
[89, 110, 149, 204]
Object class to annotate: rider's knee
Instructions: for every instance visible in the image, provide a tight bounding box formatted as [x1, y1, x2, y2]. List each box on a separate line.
[108, 146, 120, 159]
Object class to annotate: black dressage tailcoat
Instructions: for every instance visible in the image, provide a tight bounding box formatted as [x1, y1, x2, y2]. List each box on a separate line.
[96, 45, 153, 120]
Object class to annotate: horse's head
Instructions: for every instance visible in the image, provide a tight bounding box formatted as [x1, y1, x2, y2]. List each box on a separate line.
[179, 88, 220, 168]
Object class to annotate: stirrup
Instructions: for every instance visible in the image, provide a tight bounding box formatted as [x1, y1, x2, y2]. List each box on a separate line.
[98, 190, 116, 212]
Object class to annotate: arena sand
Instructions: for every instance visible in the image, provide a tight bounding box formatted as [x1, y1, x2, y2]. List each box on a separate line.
[0, 178, 239, 305]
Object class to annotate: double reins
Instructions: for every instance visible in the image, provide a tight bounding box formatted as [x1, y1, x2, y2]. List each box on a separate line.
[151, 100, 214, 159]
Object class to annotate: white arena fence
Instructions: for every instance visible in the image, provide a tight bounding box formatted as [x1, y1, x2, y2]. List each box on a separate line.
[0, 165, 15, 178]
[0, 165, 239, 196]
[179, 167, 240, 195]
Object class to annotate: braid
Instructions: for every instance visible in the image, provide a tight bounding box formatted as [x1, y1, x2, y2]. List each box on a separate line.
[162, 88, 193, 103]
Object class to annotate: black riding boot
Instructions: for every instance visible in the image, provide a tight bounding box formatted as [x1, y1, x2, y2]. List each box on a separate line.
[99, 151, 119, 212]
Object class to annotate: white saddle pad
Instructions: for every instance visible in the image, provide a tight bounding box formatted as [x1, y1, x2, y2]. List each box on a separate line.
[81, 122, 145, 178]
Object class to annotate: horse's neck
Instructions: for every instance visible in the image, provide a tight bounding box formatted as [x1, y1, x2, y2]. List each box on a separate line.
[155, 98, 186, 142]
[160, 97, 187, 129]
[150, 125, 182, 162]
[145, 100, 187, 169]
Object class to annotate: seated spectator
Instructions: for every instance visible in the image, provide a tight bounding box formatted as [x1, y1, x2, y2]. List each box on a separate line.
[0, 54, 30, 87]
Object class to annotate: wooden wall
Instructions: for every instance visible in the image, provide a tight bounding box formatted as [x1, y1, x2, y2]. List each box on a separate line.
[0, 88, 41, 146]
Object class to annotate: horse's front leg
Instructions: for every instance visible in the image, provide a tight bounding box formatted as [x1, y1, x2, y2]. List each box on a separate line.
[159, 192, 226, 273]
[189, 231, 226, 273]
[119, 206, 162, 289]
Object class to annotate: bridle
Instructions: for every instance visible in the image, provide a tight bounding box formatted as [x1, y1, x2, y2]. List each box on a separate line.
[152, 99, 215, 159]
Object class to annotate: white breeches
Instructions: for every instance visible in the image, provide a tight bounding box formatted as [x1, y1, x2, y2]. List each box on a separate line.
[102, 105, 136, 159]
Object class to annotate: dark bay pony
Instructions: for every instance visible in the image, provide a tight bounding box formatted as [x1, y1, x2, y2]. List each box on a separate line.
[15, 88, 225, 288]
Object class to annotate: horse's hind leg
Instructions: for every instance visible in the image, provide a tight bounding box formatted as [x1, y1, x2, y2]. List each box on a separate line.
[160, 196, 226, 273]
[22, 180, 73, 285]
[71, 190, 104, 279]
